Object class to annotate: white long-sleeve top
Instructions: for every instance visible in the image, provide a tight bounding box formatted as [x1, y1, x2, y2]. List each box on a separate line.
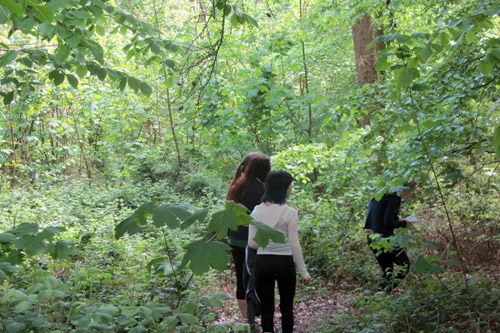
[249, 203, 310, 279]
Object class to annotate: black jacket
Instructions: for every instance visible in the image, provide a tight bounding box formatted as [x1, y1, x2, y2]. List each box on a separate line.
[364, 193, 407, 237]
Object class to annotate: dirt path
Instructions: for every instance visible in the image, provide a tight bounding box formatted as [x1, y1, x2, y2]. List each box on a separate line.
[212, 276, 355, 332]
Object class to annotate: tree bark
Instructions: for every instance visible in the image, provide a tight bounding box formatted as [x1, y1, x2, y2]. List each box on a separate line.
[351, 15, 379, 127]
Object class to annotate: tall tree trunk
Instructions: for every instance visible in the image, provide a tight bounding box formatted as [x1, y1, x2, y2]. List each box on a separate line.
[352, 15, 379, 127]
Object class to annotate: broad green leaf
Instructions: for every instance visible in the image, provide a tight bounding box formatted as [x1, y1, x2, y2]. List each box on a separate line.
[181, 208, 209, 230]
[3, 91, 14, 105]
[181, 239, 230, 275]
[76, 65, 87, 78]
[15, 235, 46, 255]
[67, 74, 78, 88]
[177, 313, 198, 325]
[0, 50, 17, 67]
[128, 76, 140, 92]
[66, 33, 82, 48]
[0, 233, 15, 243]
[494, 125, 500, 160]
[478, 59, 493, 75]
[465, 29, 475, 44]
[396, 67, 419, 88]
[0, 0, 23, 16]
[251, 220, 285, 249]
[13, 223, 38, 236]
[52, 240, 73, 259]
[419, 45, 432, 62]
[139, 82, 153, 96]
[33, 5, 54, 22]
[152, 205, 191, 229]
[375, 59, 390, 71]
[165, 75, 174, 88]
[38, 22, 55, 38]
[209, 204, 250, 238]
[209, 209, 238, 238]
[114, 216, 142, 239]
[411, 255, 444, 274]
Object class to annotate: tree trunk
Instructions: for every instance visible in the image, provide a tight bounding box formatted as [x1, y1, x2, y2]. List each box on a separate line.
[352, 15, 379, 127]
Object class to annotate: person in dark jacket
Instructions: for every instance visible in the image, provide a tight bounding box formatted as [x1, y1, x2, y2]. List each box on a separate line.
[226, 153, 271, 319]
[364, 181, 416, 292]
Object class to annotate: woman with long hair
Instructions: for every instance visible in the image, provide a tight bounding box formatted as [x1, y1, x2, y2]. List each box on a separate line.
[226, 153, 271, 319]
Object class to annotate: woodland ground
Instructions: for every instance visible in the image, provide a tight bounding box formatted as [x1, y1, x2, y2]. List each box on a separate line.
[211, 270, 360, 333]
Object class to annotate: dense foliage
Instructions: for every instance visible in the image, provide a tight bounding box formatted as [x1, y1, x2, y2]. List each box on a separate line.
[0, 0, 499, 331]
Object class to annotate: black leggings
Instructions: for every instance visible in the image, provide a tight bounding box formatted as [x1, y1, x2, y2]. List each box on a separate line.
[254, 255, 296, 333]
[231, 246, 246, 300]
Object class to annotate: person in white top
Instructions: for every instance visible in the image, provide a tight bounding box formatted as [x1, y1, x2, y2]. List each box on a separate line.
[248, 170, 311, 333]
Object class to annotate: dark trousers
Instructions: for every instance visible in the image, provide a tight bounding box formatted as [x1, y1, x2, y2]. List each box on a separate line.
[368, 237, 410, 292]
[254, 255, 296, 333]
[231, 246, 246, 300]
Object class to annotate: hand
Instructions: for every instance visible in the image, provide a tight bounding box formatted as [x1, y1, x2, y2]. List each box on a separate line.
[365, 229, 374, 235]
[405, 221, 414, 228]
[303, 276, 311, 285]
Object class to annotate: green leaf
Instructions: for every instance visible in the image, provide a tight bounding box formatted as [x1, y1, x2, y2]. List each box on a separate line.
[3, 91, 14, 105]
[0, 50, 17, 67]
[139, 82, 153, 96]
[251, 220, 285, 249]
[66, 74, 78, 88]
[33, 5, 54, 22]
[494, 125, 500, 160]
[180, 208, 209, 230]
[177, 313, 198, 325]
[478, 59, 493, 75]
[152, 205, 191, 229]
[181, 239, 230, 275]
[114, 216, 142, 239]
[419, 45, 432, 62]
[0, 233, 15, 243]
[76, 65, 87, 78]
[375, 59, 390, 71]
[209, 204, 250, 238]
[396, 67, 419, 88]
[128, 76, 140, 92]
[411, 255, 443, 274]
[14, 235, 46, 255]
[52, 240, 73, 259]
[13, 223, 38, 236]
[66, 33, 82, 48]
[0, 0, 24, 16]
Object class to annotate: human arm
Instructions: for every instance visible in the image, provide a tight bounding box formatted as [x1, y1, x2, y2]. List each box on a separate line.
[287, 210, 311, 281]
[383, 196, 407, 229]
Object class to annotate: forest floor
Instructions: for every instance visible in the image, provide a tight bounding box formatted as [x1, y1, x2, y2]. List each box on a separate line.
[212, 273, 359, 333]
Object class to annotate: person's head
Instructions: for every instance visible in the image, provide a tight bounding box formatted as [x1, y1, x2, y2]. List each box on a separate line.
[227, 154, 271, 201]
[401, 180, 416, 200]
[261, 170, 294, 205]
[229, 152, 264, 187]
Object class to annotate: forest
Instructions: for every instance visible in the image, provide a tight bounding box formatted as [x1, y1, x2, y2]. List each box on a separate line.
[0, 0, 499, 332]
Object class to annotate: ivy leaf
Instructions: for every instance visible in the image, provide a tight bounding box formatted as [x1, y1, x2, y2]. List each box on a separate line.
[181, 239, 230, 275]
[251, 220, 285, 249]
